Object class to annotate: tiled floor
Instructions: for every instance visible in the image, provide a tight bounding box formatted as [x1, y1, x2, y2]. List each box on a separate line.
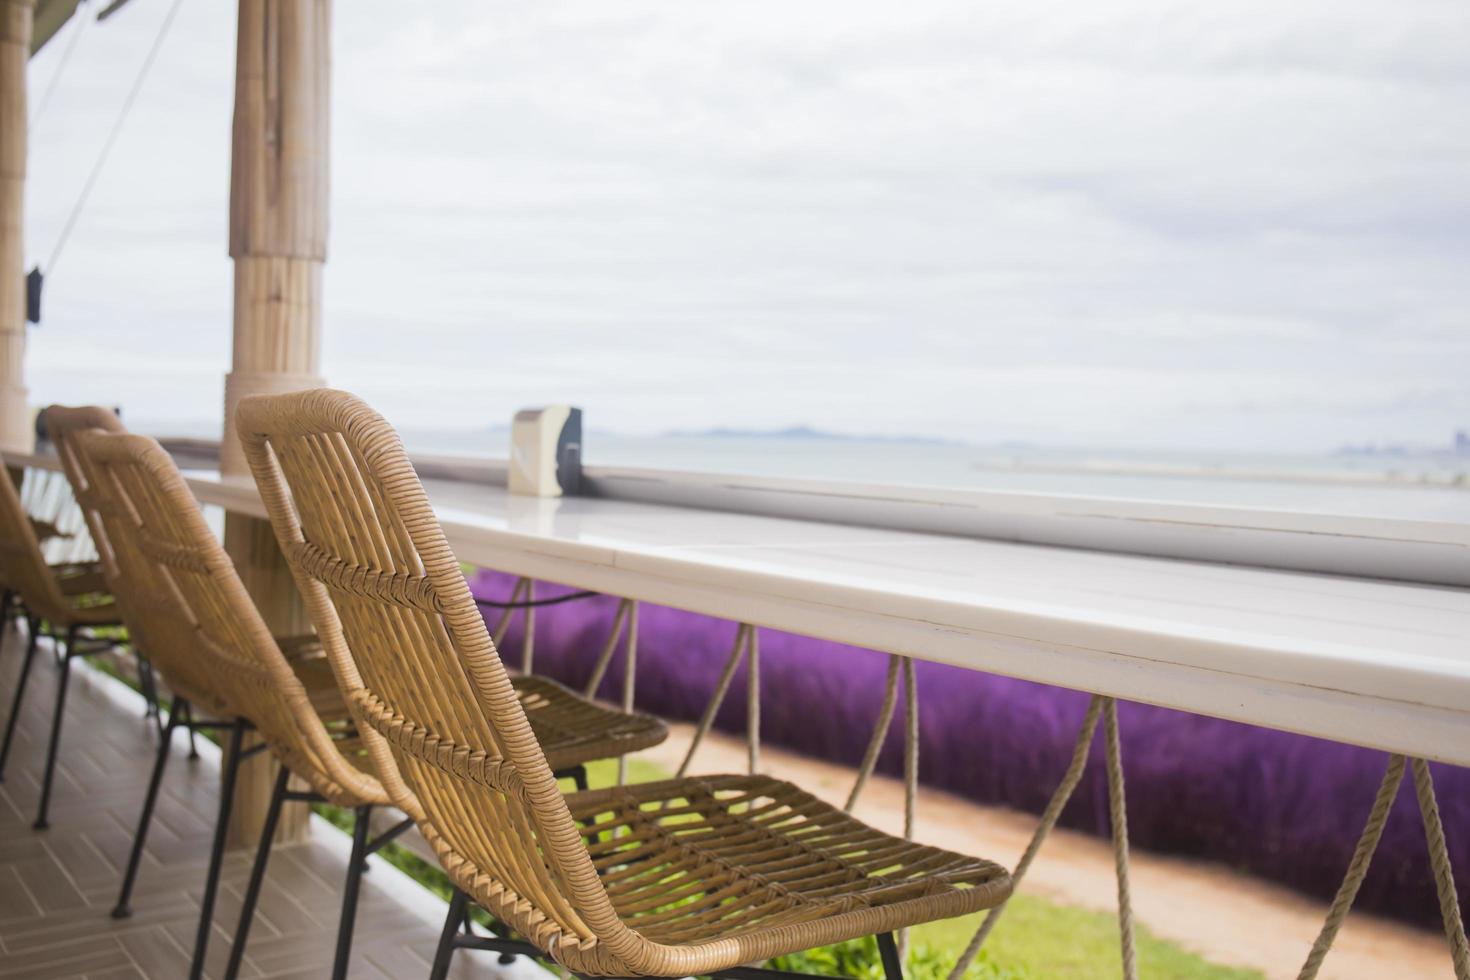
[0, 623, 511, 979]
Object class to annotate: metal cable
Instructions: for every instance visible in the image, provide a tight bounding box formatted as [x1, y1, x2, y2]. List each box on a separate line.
[29, 0, 89, 131]
[44, 0, 186, 275]
[475, 589, 597, 610]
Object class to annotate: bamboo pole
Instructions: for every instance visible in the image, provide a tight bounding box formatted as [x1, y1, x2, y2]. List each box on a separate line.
[0, 0, 33, 454]
[222, 0, 332, 847]
[222, 0, 329, 477]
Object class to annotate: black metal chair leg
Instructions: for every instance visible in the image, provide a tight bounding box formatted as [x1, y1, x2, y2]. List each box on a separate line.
[0, 616, 41, 782]
[223, 765, 289, 980]
[181, 701, 199, 760]
[136, 653, 163, 730]
[330, 804, 373, 980]
[877, 932, 903, 980]
[112, 699, 185, 918]
[570, 764, 589, 792]
[429, 888, 470, 980]
[189, 719, 246, 980]
[33, 625, 77, 829]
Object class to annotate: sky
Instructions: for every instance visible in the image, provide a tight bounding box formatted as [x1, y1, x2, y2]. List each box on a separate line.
[20, 0, 1470, 452]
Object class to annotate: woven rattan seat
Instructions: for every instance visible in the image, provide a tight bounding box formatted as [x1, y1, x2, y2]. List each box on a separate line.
[288, 652, 653, 770]
[572, 774, 1008, 949]
[237, 388, 1012, 978]
[517, 674, 668, 772]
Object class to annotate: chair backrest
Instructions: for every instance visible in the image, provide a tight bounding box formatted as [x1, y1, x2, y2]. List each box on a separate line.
[67, 426, 383, 806]
[45, 406, 127, 581]
[48, 406, 215, 709]
[20, 467, 96, 566]
[236, 389, 625, 958]
[0, 458, 76, 625]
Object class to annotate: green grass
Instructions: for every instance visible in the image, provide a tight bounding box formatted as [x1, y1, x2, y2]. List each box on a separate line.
[767, 897, 1261, 980]
[914, 901, 1258, 980]
[78, 654, 1257, 979]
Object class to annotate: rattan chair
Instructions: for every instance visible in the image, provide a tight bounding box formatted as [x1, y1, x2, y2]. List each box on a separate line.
[63, 422, 399, 980]
[67, 416, 672, 980]
[238, 388, 1013, 980]
[0, 450, 132, 830]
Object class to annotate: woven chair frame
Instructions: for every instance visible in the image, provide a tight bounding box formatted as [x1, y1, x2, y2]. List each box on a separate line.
[65, 425, 386, 808]
[237, 388, 1011, 977]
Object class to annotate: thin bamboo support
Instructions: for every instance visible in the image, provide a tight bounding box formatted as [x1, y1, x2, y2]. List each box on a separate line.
[0, 0, 33, 453]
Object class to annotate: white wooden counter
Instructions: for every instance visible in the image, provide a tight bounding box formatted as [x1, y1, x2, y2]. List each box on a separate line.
[10, 450, 1468, 767]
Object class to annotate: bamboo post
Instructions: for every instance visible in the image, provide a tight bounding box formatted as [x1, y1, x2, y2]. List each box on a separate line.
[221, 0, 332, 847]
[0, 0, 33, 454]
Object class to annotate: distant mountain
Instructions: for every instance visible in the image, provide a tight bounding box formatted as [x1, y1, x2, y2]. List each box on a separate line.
[663, 425, 964, 446]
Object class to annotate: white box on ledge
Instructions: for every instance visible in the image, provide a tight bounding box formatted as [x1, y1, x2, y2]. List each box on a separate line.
[509, 405, 582, 497]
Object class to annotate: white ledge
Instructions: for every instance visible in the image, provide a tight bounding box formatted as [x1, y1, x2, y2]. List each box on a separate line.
[11, 448, 1469, 767]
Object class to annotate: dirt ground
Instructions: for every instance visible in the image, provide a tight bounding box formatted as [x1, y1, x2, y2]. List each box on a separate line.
[641, 722, 1456, 980]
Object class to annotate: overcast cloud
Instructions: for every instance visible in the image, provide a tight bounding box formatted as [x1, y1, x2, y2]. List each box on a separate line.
[22, 0, 1470, 450]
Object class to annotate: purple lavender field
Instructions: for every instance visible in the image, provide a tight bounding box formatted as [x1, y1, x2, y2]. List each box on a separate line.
[470, 568, 1467, 928]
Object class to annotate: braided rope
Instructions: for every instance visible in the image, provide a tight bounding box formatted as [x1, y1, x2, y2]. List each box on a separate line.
[286, 538, 442, 612]
[900, 656, 920, 959]
[523, 580, 536, 674]
[676, 623, 750, 778]
[903, 657, 918, 841]
[845, 655, 902, 813]
[492, 576, 528, 647]
[948, 695, 1105, 980]
[583, 599, 631, 699]
[351, 689, 527, 800]
[1103, 698, 1137, 980]
[1297, 754, 1406, 980]
[618, 602, 639, 786]
[748, 626, 761, 775]
[1412, 758, 1470, 979]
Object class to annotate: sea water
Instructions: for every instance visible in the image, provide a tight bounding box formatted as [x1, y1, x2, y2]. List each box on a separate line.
[402, 429, 1470, 524]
